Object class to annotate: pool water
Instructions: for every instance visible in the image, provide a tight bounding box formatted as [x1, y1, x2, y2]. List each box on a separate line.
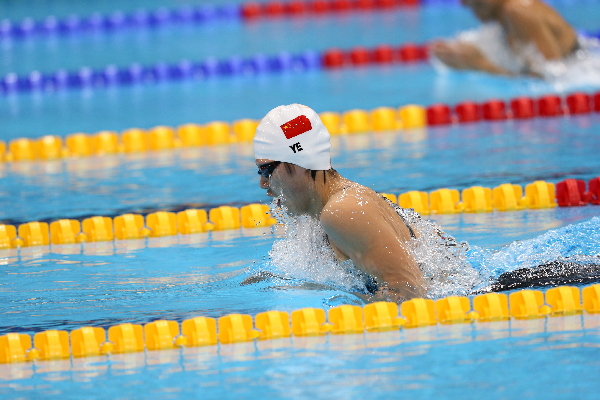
[2, 206, 600, 337]
[2, 116, 600, 224]
[3, 2, 600, 138]
[1, 315, 599, 399]
[1, 122, 600, 398]
[2, 0, 600, 399]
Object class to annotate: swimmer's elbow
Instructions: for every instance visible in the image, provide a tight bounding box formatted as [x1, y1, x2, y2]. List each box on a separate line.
[385, 281, 427, 302]
[382, 267, 427, 300]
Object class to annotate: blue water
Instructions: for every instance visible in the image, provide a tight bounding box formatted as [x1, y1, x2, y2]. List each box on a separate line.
[2, 3, 600, 138]
[0, 7, 474, 76]
[2, 1, 598, 76]
[2, 1, 600, 399]
[3, 68, 572, 139]
[1, 206, 600, 338]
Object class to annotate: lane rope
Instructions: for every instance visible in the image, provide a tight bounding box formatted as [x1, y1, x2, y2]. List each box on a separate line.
[0, 90, 599, 161]
[0, 174, 598, 250]
[0, 4, 240, 40]
[1, 283, 599, 363]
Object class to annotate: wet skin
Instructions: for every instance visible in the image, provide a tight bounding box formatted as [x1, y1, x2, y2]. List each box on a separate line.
[430, 0, 577, 75]
[256, 159, 427, 302]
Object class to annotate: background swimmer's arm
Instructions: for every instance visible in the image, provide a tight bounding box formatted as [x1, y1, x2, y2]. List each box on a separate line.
[321, 201, 426, 300]
[430, 40, 512, 75]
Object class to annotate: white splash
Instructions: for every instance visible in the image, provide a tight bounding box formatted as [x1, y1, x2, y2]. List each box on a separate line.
[469, 216, 600, 278]
[433, 22, 600, 89]
[542, 37, 600, 89]
[266, 199, 365, 290]
[265, 198, 484, 299]
[401, 209, 482, 298]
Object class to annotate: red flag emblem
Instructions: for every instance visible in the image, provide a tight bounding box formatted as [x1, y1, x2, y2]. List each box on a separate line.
[280, 115, 312, 139]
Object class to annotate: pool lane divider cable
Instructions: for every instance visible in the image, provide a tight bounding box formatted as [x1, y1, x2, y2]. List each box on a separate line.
[0, 89, 599, 163]
[4, 26, 600, 96]
[240, 0, 420, 19]
[0, 91, 598, 248]
[4, 0, 599, 41]
[239, 0, 600, 22]
[0, 0, 426, 41]
[1, 284, 599, 363]
[0, 176, 599, 250]
[0, 49, 324, 95]
[0, 4, 242, 40]
[0, 41, 431, 96]
[3, 24, 600, 95]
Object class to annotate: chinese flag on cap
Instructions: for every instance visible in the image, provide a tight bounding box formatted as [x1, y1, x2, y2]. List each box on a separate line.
[280, 115, 312, 139]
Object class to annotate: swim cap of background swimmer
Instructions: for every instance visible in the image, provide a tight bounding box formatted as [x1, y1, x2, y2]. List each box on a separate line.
[254, 104, 332, 171]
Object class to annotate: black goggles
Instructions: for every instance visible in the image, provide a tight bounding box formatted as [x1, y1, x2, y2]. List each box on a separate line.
[257, 161, 281, 178]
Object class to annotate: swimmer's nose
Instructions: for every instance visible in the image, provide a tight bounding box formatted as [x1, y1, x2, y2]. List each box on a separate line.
[259, 175, 269, 189]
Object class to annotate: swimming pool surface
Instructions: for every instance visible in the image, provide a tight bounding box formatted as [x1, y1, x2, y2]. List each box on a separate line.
[2, 0, 600, 399]
[3, 2, 600, 138]
[1, 315, 599, 399]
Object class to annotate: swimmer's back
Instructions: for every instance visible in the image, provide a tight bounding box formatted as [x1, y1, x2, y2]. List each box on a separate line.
[503, 0, 578, 59]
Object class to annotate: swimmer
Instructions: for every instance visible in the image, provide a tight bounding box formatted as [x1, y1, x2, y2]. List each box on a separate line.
[249, 104, 600, 301]
[430, 0, 578, 75]
[253, 104, 427, 302]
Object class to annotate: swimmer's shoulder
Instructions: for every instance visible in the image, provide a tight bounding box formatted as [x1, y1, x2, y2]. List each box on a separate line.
[502, 0, 566, 25]
[321, 185, 378, 223]
[502, 0, 531, 16]
[323, 184, 381, 211]
[321, 185, 405, 235]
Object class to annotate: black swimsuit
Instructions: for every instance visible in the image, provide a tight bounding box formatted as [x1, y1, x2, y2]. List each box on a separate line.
[489, 259, 600, 292]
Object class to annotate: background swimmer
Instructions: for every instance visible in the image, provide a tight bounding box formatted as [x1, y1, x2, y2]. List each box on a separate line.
[430, 0, 578, 76]
[252, 104, 428, 302]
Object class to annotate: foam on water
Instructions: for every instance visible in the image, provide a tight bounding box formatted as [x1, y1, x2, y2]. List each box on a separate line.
[432, 22, 600, 90]
[265, 201, 367, 292]
[400, 209, 481, 298]
[468, 216, 600, 277]
[542, 37, 600, 89]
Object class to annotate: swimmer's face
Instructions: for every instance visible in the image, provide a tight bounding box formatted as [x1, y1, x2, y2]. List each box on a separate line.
[256, 159, 310, 215]
[461, 0, 501, 21]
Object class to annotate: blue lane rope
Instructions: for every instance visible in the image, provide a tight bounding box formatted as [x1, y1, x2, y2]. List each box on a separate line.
[2, 0, 599, 42]
[0, 4, 241, 41]
[0, 50, 323, 95]
[2, 29, 598, 95]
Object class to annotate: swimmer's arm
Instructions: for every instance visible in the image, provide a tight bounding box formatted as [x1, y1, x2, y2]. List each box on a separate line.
[377, 287, 408, 303]
[320, 203, 426, 301]
[352, 286, 409, 304]
[430, 40, 513, 75]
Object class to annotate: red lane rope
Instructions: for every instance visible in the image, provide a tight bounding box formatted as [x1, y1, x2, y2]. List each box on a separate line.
[322, 43, 429, 68]
[241, 0, 421, 20]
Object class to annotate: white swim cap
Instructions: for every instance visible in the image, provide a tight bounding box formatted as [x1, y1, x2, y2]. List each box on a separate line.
[254, 104, 332, 170]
